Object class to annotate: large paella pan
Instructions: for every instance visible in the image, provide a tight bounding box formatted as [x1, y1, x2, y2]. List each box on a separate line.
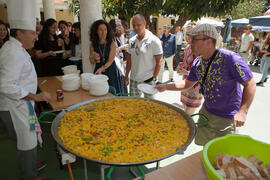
[51, 97, 196, 166]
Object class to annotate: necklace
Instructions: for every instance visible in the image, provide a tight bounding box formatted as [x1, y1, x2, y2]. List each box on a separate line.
[98, 44, 106, 63]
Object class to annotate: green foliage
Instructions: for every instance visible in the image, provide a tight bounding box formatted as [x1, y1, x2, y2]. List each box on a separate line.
[66, 0, 244, 21]
[230, 0, 267, 19]
[161, 0, 242, 21]
[66, 0, 80, 17]
[102, 0, 165, 21]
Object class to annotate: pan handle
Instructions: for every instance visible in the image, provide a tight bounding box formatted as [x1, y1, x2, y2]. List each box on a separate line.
[38, 112, 58, 124]
[191, 113, 209, 126]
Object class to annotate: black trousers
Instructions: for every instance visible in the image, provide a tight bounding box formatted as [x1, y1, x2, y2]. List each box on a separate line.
[174, 45, 182, 67]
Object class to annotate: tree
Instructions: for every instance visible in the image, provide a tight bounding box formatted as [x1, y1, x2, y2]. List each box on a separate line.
[66, 0, 243, 33]
[103, 0, 242, 33]
[103, 0, 166, 32]
[161, 0, 242, 32]
[230, 0, 267, 19]
[66, 0, 80, 19]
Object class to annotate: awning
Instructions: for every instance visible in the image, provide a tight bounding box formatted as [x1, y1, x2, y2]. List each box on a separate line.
[249, 15, 270, 26]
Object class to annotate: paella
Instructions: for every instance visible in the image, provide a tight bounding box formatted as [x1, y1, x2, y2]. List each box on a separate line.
[58, 98, 190, 163]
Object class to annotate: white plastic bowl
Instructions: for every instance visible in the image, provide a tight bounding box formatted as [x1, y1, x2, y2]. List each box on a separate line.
[88, 74, 109, 96]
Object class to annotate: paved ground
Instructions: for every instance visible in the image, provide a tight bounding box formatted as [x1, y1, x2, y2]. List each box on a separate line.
[147, 64, 270, 169]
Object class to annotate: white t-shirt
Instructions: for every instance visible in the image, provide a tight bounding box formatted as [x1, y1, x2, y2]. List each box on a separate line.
[128, 30, 163, 82]
[175, 31, 184, 45]
[240, 33, 254, 52]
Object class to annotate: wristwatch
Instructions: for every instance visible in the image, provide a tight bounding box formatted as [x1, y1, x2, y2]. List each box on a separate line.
[153, 77, 158, 85]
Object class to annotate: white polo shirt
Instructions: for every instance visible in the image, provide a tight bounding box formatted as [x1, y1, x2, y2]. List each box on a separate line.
[128, 30, 163, 82]
[175, 31, 184, 45]
[240, 33, 254, 52]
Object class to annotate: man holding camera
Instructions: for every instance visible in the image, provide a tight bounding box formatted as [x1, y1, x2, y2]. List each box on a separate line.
[156, 24, 256, 145]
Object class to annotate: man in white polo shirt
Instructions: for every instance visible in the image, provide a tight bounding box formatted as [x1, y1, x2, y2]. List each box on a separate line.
[239, 24, 254, 63]
[125, 14, 163, 98]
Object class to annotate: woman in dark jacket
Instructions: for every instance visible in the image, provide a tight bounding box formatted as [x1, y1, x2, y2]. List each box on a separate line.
[34, 18, 72, 76]
[109, 19, 128, 94]
[70, 22, 82, 72]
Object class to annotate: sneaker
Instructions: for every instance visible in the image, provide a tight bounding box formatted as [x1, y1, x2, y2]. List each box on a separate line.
[37, 160, 47, 171]
[36, 177, 52, 180]
[256, 82, 264, 87]
[264, 77, 269, 83]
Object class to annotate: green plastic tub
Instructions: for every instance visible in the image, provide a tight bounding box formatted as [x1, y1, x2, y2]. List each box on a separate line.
[202, 134, 270, 180]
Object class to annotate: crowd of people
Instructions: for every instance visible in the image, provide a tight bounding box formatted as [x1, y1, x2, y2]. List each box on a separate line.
[238, 24, 270, 87]
[0, 4, 269, 178]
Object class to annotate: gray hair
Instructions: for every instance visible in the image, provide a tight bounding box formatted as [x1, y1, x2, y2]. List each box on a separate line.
[163, 24, 172, 29]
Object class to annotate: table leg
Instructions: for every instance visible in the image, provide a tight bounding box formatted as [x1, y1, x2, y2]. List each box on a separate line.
[156, 161, 160, 169]
[101, 165, 110, 180]
[129, 167, 139, 177]
[83, 159, 88, 180]
[101, 165, 105, 180]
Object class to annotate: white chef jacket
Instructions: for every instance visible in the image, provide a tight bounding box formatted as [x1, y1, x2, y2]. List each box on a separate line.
[0, 37, 38, 150]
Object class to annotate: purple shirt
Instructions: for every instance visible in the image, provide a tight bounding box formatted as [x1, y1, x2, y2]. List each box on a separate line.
[187, 49, 253, 119]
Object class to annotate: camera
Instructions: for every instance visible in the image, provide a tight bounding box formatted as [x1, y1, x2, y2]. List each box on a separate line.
[199, 87, 204, 95]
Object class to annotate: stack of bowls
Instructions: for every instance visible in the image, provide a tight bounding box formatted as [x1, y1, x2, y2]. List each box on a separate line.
[81, 73, 94, 90]
[62, 74, 80, 91]
[88, 74, 109, 96]
[62, 65, 80, 75]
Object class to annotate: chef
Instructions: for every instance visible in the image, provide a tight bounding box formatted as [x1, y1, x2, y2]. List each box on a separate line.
[0, 0, 51, 180]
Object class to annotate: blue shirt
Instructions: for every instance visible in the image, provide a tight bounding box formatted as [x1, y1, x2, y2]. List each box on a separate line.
[160, 33, 176, 58]
[129, 30, 136, 39]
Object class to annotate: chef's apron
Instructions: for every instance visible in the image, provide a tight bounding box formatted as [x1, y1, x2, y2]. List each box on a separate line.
[6, 98, 37, 151]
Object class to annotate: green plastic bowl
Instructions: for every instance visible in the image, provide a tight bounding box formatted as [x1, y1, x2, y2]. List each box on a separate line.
[202, 134, 270, 180]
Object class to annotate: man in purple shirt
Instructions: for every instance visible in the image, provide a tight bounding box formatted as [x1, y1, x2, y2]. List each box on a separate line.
[156, 24, 256, 145]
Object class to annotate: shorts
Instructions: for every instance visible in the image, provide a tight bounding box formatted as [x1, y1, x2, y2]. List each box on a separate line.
[195, 107, 236, 146]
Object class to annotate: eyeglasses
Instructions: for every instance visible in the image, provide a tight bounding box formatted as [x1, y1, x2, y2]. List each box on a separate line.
[191, 38, 209, 43]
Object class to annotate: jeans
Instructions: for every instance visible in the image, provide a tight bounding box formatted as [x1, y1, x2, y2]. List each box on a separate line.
[259, 56, 270, 83]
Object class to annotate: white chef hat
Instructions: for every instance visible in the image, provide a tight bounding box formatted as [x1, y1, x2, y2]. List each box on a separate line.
[7, 0, 36, 31]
